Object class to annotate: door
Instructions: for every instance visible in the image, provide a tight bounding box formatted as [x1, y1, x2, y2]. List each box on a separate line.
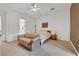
[70, 3, 79, 54]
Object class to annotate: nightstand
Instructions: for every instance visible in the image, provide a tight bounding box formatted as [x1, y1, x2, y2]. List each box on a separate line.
[50, 34, 57, 40]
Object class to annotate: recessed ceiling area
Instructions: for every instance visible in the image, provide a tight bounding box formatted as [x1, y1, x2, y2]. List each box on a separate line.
[0, 3, 71, 19]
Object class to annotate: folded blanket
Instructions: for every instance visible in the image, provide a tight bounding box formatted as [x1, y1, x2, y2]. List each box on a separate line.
[24, 33, 39, 39]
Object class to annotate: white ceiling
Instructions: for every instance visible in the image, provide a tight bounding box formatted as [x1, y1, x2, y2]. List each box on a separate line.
[0, 3, 71, 19]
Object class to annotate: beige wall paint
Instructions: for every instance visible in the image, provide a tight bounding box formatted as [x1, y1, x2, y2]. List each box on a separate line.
[36, 8, 70, 41]
[0, 10, 6, 42]
[6, 10, 35, 42]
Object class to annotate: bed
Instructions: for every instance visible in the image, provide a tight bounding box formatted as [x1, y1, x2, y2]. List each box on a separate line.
[17, 33, 40, 51]
[17, 30, 53, 51]
[38, 30, 51, 44]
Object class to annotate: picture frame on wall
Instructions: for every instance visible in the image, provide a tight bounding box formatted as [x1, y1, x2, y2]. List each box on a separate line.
[42, 22, 48, 28]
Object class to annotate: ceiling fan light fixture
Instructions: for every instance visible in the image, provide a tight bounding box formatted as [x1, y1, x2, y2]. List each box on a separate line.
[34, 4, 37, 8]
[31, 3, 40, 12]
[32, 7, 40, 11]
[32, 8, 37, 11]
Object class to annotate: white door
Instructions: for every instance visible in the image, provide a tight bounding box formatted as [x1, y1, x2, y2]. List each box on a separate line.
[19, 19, 26, 34]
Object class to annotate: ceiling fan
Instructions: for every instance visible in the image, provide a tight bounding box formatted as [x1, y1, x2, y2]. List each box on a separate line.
[31, 3, 40, 11]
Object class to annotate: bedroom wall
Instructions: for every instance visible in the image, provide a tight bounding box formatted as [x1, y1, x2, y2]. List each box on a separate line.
[36, 8, 70, 41]
[6, 10, 35, 42]
[0, 10, 6, 42]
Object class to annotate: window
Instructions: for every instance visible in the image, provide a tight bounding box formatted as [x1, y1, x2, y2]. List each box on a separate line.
[19, 19, 26, 34]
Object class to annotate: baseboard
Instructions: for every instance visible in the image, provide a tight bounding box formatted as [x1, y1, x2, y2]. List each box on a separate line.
[70, 40, 79, 56]
[57, 36, 70, 41]
[6, 35, 17, 42]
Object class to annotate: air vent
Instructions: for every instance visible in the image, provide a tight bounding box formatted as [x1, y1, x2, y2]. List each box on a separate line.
[50, 8, 55, 10]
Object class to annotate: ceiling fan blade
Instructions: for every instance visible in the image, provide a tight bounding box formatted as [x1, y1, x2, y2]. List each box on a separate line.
[31, 3, 37, 8]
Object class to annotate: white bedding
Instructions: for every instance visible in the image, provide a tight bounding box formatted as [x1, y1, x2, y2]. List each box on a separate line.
[28, 30, 51, 44]
[38, 30, 51, 44]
